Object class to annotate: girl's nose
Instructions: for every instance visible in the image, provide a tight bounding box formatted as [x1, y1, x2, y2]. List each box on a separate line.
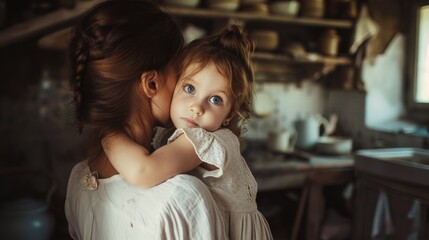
[190, 103, 204, 115]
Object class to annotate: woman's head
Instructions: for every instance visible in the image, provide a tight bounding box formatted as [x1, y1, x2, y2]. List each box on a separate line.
[171, 24, 254, 136]
[69, 0, 183, 158]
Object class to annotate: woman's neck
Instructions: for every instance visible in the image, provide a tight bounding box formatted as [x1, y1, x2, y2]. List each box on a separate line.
[90, 117, 154, 179]
[126, 117, 154, 149]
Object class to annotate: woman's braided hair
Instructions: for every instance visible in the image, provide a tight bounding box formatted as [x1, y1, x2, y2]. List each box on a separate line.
[69, 0, 183, 160]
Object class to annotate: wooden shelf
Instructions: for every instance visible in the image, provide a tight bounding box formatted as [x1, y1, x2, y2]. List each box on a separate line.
[164, 6, 354, 29]
[252, 52, 352, 65]
[0, 1, 98, 47]
[0, 2, 354, 47]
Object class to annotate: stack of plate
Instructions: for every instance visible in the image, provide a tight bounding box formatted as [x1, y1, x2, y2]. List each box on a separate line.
[241, 0, 266, 4]
[300, 0, 325, 18]
[282, 41, 306, 57]
[164, 0, 200, 8]
[249, 30, 279, 51]
[241, 3, 269, 15]
[206, 0, 240, 11]
[240, 0, 268, 14]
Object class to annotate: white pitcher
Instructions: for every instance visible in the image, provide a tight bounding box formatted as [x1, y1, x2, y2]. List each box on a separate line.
[294, 114, 329, 150]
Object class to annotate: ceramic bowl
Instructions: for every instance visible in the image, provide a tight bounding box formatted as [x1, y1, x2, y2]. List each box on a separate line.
[316, 136, 353, 155]
[249, 30, 279, 51]
[269, 1, 300, 17]
[240, 3, 270, 15]
[282, 41, 306, 57]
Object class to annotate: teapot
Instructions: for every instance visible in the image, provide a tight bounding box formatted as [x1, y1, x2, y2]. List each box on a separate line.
[294, 114, 329, 150]
[267, 128, 298, 153]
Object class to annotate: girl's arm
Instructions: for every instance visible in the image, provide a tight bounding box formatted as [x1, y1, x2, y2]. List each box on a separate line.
[102, 132, 202, 188]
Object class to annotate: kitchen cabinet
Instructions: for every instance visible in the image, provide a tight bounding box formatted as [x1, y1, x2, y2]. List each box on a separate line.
[354, 148, 429, 240]
[353, 172, 429, 240]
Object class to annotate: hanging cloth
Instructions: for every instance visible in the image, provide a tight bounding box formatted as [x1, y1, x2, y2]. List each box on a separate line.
[407, 199, 421, 240]
[349, 4, 378, 54]
[371, 191, 395, 239]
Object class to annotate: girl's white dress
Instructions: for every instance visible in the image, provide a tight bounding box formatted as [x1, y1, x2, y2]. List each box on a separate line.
[65, 161, 228, 240]
[168, 128, 273, 240]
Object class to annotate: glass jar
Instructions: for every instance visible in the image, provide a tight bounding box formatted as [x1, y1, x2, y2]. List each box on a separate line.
[319, 29, 341, 56]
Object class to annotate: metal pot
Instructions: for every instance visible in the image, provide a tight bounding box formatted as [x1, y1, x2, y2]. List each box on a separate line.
[0, 168, 57, 240]
[0, 198, 54, 239]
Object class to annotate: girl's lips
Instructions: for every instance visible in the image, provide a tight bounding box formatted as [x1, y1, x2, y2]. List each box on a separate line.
[183, 118, 199, 127]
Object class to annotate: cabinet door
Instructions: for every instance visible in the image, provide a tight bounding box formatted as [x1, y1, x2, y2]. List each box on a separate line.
[354, 177, 428, 240]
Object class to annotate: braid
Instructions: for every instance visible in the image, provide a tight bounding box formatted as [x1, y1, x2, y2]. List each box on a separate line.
[70, 22, 114, 133]
[70, 31, 90, 133]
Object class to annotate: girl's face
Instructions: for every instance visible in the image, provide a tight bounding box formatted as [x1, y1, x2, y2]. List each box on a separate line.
[170, 62, 233, 132]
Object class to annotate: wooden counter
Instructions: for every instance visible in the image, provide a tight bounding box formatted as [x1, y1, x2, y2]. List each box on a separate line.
[246, 146, 355, 240]
[246, 148, 354, 191]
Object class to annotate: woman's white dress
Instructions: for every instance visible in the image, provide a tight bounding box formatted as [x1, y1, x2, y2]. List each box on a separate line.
[65, 161, 228, 240]
[168, 128, 273, 240]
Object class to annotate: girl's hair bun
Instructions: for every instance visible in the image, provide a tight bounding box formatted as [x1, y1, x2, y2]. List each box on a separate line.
[216, 24, 254, 67]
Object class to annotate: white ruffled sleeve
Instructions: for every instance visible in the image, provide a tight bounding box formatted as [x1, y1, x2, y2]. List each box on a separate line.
[168, 128, 226, 178]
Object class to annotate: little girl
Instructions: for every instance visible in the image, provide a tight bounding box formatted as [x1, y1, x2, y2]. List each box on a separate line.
[103, 24, 273, 239]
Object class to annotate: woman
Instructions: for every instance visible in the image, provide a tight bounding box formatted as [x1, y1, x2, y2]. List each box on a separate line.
[64, 1, 227, 239]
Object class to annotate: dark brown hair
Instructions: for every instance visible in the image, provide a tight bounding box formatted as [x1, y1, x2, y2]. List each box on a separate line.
[69, 0, 183, 162]
[176, 24, 255, 136]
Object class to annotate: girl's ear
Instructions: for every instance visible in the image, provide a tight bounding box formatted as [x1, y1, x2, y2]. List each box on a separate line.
[222, 114, 235, 127]
[140, 71, 159, 98]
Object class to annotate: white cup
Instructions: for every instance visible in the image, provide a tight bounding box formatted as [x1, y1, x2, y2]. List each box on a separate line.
[268, 128, 298, 153]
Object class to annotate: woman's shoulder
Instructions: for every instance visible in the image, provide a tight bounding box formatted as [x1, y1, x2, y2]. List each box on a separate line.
[67, 161, 90, 187]
[70, 160, 89, 174]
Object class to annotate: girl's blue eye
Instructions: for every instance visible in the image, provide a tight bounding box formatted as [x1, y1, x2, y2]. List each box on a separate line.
[209, 96, 223, 105]
[183, 84, 195, 94]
